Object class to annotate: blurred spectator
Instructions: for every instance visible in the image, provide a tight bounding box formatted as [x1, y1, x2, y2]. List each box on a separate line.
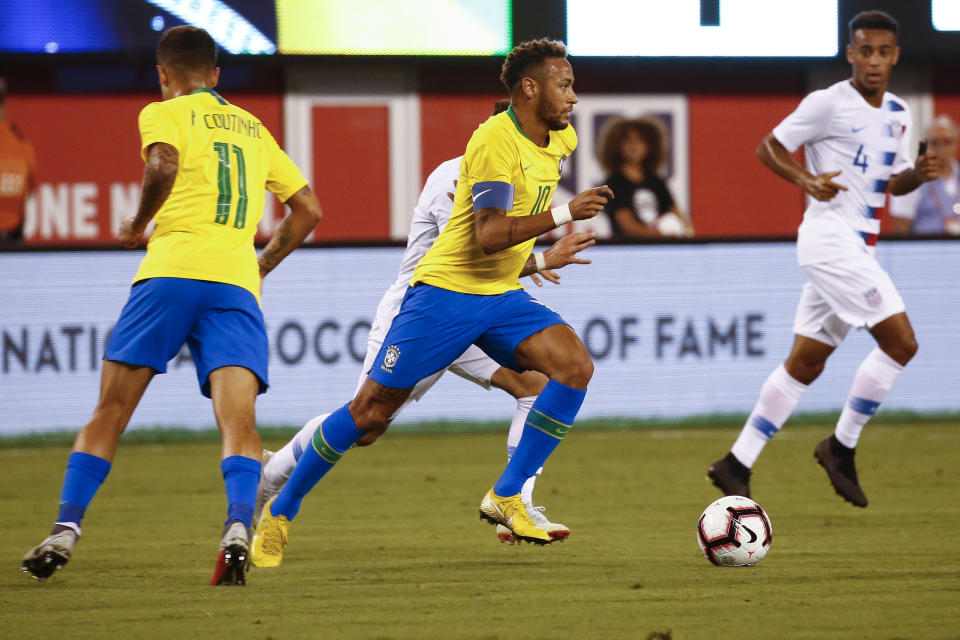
[0, 77, 36, 242]
[889, 115, 960, 235]
[597, 115, 692, 239]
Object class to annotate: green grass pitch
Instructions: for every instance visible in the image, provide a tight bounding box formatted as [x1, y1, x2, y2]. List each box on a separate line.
[1, 421, 958, 640]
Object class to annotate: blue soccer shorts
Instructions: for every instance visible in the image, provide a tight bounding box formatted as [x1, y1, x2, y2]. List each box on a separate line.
[368, 283, 566, 389]
[105, 277, 269, 397]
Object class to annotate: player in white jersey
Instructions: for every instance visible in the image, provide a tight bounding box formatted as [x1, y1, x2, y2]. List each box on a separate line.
[258, 101, 598, 543]
[708, 10, 941, 507]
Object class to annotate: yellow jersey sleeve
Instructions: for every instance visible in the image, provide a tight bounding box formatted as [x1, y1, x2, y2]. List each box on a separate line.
[264, 127, 307, 202]
[464, 121, 516, 187]
[138, 102, 183, 159]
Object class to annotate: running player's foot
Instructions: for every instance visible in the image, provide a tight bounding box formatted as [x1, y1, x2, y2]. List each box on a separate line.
[21, 527, 78, 581]
[707, 452, 752, 498]
[479, 489, 551, 545]
[814, 435, 868, 507]
[251, 496, 291, 567]
[210, 520, 250, 586]
[497, 504, 570, 544]
[253, 449, 278, 527]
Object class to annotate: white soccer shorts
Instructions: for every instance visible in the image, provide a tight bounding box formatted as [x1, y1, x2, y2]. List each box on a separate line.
[793, 252, 906, 347]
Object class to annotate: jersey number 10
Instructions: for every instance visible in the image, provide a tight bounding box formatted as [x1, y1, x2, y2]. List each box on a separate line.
[213, 142, 248, 229]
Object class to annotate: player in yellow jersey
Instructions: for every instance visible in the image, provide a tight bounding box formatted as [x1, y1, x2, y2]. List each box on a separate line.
[21, 26, 322, 586]
[251, 39, 613, 567]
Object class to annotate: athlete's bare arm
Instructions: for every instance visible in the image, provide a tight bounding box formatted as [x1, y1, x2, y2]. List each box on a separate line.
[888, 144, 941, 196]
[518, 231, 597, 278]
[474, 186, 612, 254]
[258, 185, 323, 278]
[757, 133, 848, 202]
[118, 141, 179, 248]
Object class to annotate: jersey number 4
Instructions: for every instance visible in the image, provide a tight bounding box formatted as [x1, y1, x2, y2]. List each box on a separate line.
[213, 142, 248, 228]
[853, 144, 869, 173]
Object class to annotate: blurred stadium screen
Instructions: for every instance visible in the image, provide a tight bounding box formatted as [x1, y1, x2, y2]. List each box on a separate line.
[567, 0, 839, 57]
[276, 0, 512, 55]
[933, 0, 960, 31]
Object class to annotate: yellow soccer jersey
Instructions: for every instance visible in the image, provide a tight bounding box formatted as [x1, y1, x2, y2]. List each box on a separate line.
[133, 89, 307, 300]
[412, 107, 577, 295]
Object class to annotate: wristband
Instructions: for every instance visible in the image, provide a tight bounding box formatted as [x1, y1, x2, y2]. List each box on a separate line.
[550, 203, 572, 227]
[534, 252, 547, 272]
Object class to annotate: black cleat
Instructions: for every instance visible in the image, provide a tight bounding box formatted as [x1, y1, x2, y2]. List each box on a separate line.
[210, 521, 250, 586]
[21, 528, 78, 581]
[814, 435, 868, 507]
[707, 452, 752, 498]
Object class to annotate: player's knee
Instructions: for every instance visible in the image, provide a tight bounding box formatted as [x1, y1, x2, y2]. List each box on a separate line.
[887, 336, 918, 365]
[784, 357, 824, 385]
[556, 353, 594, 389]
[348, 399, 392, 434]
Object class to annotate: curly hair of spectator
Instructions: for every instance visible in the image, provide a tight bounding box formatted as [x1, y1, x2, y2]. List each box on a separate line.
[597, 116, 668, 177]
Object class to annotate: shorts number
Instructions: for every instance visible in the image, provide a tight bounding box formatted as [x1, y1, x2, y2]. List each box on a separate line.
[853, 144, 869, 173]
[213, 142, 249, 228]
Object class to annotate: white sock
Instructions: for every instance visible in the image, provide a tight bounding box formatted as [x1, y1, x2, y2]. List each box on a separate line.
[506, 396, 536, 460]
[731, 364, 808, 468]
[521, 474, 537, 506]
[834, 347, 904, 449]
[507, 396, 542, 504]
[263, 413, 329, 488]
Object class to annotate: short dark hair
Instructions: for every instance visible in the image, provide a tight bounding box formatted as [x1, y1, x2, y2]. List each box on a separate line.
[157, 26, 217, 72]
[597, 116, 668, 176]
[848, 10, 898, 42]
[499, 39, 567, 94]
[492, 98, 511, 116]
[0, 77, 6, 106]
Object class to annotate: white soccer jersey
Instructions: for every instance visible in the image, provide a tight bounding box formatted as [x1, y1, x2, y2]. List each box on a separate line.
[367, 156, 461, 344]
[773, 80, 913, 265]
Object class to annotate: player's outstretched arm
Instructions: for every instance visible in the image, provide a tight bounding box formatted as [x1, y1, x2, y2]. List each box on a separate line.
[118, 142, 178, 248]
[258, 185, 323, 279]
[519, 231, 597, 281]
[757, 133, 847, 202]
[888, 142, 942, 195]
[475, 186, 612, 254]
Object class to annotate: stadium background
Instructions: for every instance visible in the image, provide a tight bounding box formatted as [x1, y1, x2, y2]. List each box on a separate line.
[1, 0, 959, 435]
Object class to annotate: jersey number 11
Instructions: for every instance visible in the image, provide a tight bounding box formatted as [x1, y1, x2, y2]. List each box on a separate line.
[213, 142, 248, 229]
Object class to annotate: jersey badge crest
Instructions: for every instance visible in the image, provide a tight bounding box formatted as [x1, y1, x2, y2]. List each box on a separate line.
[383, 344, 402, 370]
[863, 287, 883, 308]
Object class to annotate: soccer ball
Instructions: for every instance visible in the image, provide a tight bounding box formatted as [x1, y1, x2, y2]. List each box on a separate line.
[696, 496, 773, 566]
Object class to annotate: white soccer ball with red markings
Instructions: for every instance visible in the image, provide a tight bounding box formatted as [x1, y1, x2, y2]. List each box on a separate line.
[697, 496, 773, 566]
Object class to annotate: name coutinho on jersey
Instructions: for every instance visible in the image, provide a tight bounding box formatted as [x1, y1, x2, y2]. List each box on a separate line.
[191, 111, 262, 138]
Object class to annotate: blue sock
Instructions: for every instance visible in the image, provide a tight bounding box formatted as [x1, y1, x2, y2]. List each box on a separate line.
[221, 455, 261, 529]
[493, 380, 585, 497]
[57, 452, 112, 531]
[270, 403, 363, 521]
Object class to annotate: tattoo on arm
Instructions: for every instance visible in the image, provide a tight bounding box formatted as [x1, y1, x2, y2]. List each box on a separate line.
[508, 218, 518, 247]
[259, 185, 320, 276]
[258, 226, 292, 275]
[135, 143, 178, 227]
[519, 254, 537, 277]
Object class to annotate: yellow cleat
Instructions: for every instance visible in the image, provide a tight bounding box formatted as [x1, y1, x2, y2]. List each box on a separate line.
[479, 489, 552, 545]
[250, 496, 291, 567]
